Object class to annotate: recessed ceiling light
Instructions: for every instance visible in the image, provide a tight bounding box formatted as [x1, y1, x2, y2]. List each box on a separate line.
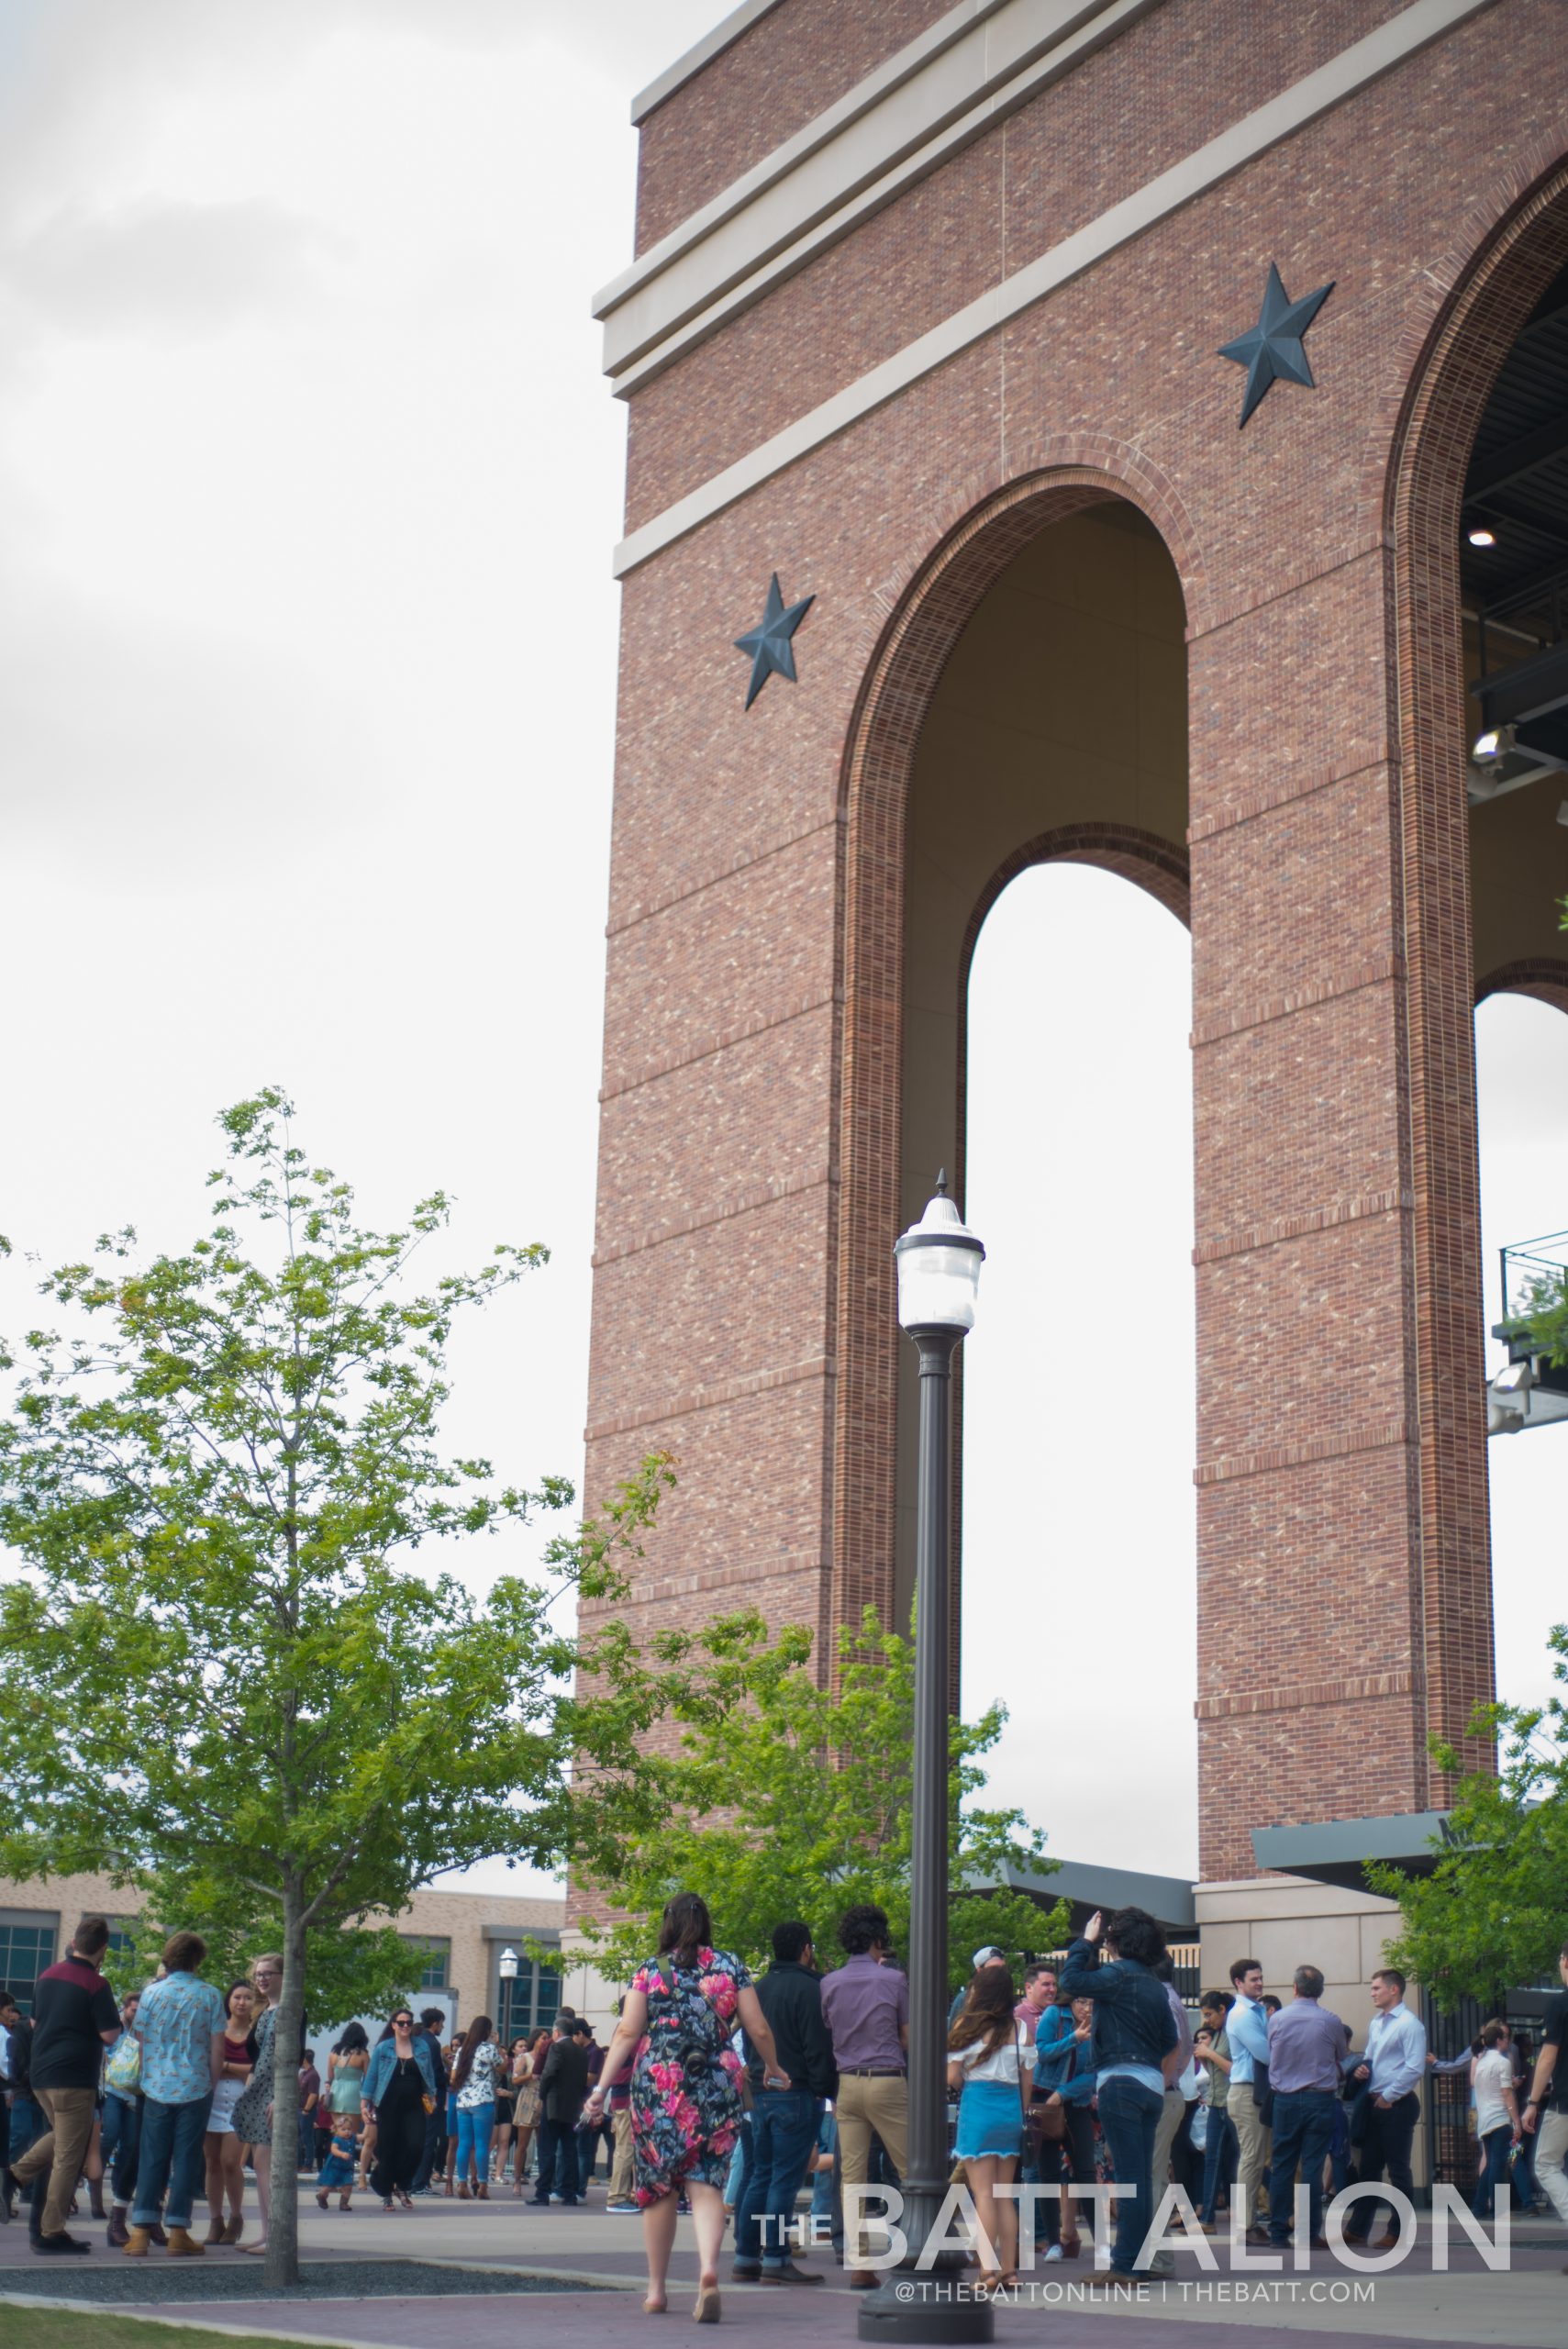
[1467, 526, 1496, 547]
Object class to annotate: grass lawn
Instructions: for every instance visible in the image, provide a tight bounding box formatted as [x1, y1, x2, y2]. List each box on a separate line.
[2, 2315, 310, 2349]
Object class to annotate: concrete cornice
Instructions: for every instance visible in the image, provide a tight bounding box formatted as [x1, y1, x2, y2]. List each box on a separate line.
[613, 0, 1499, 576]
[630, 0, 788, 127]
[598, 0, 1155, 390]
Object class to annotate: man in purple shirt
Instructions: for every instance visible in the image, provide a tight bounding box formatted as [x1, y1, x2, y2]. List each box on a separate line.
[818, 1905, 908, 2287]
[1264, 1965, 1350, 2249]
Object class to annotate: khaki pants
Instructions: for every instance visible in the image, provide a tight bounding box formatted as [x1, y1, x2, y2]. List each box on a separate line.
[609, 2106, 635, 2202]
[1146, 2087, 1188, 2269]
[1229, 2082, 1272, 2226]
[1537, 2109, 1568, 2230]
[835, 2074, 908, 2267]
[15, 2086, 98, 2239]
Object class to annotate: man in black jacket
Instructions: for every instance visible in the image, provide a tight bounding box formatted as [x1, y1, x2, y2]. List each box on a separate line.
[410, 2010, 450, 2194]
[733, 1922, 837, 2285]
[531, 2021, 591, 2206]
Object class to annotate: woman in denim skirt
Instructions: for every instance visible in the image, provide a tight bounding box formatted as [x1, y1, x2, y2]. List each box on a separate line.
[949, 1968, 1035, 2291]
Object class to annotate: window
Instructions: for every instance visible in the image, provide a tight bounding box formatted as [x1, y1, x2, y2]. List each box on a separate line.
[106, 1925, 139, 1969]
[0, 1915, 59, 2014]
[398, 1935, 450, 1991]
[495, 1954, 562, 2043]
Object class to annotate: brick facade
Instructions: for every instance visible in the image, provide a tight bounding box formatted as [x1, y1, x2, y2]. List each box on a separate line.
[584, 0, 1568, 1893]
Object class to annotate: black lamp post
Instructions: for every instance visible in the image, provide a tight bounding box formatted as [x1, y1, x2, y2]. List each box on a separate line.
[859, 1174, 990, 2345]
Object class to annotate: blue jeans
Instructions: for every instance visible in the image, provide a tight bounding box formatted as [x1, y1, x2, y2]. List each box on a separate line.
[809, 2112, 842, 2250]
[7, 2095, 44, 2180]
[1096, 2075, 1162, 2276]
[1267, 2090, 1337, 2244]
[735, 2091, 820, 2267]
[1473, 2125, 1513, 2220]
[1199, 2106, 1236, 2223]
[133, 2093, 212, 2231]
[454, 2102, 495, 2185]
[101, 2092, 142, 2206]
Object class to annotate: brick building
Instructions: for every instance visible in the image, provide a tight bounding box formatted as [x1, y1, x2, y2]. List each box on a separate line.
[582, 0, 1568, 1914]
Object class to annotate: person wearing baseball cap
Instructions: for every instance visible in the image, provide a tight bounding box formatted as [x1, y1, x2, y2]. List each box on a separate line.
[948, 1946, 1008, 2029]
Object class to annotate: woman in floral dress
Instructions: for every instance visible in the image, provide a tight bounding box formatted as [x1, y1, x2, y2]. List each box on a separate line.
[584, 1893, 790, 2321]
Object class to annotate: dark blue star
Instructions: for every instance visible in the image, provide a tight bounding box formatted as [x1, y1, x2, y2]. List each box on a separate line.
[734, 573, 814, 709]
[1219, 263, 1334, 428]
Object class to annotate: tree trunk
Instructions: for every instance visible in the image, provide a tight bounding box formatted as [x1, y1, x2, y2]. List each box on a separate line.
[263, 1889, 309, 2289]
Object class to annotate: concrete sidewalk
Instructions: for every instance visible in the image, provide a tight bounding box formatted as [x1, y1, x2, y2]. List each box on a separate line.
[2, 2180, 1562, 2348]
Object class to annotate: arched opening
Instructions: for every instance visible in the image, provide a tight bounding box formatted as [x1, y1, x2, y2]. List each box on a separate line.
[830, 482, 1193, 1813]
[1474, 991, 1568, 1713]
[963, 863, 1195, 1873]
[1385, 159, 1568, 1787]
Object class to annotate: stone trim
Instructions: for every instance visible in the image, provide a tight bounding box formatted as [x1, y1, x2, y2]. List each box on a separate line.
[1194, 1419, 1412, 1489]
[1189, 957, 1403, 1048]
[605, 0, 1160, 386]
[613, 0, 1498, 575]
[584, 1352, 833, 1446]
[1193, 1190, 1414, 1268]
[1195, 1667, 1420, 1722]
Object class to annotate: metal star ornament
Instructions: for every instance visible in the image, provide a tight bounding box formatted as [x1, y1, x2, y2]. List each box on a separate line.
[734, 573, 814, 709]
[1218, 263, 1334, 428]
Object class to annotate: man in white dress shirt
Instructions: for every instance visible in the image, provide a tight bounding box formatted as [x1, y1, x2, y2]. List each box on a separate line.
[1342, 1967, 1427, 2249]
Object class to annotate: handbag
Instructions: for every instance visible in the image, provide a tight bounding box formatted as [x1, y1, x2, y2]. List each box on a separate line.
[105, 2032, 141, 2096]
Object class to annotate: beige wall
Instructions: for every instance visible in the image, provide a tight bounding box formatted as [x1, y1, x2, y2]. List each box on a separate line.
[0, 1874, 565, 2032]
[1195, 1870, 1430, 2187]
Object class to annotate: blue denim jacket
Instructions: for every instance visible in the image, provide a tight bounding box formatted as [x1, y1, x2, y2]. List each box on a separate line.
[1057, 1939, 1178, 2075]
[1034, 2010, 1095, 2106]
[363, 2032, 438, 2109]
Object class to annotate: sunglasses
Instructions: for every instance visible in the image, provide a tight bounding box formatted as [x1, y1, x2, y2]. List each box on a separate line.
[393, 2015, 414, 2028]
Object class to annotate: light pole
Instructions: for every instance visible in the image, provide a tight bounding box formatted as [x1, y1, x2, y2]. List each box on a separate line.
[859, 1173, 988, 2345]
[498, 1946, 519, 2040]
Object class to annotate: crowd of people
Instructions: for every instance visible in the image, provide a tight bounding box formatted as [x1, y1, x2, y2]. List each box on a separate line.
[2, 1901, 1566, 2312]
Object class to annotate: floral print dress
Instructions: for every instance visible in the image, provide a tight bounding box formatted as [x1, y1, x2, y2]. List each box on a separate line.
[628, 1946, 752, 2204]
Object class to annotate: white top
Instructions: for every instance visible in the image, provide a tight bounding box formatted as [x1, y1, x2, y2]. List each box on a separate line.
[1473, 2047, 1515, 2136]
[953, 2023, 1036, 2086]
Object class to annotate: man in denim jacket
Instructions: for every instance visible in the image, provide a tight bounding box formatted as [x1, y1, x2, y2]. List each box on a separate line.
[1060, 1908, 1179, 2281]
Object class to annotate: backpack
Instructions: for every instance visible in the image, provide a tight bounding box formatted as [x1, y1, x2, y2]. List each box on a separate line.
[656, 1959, 726, 2080]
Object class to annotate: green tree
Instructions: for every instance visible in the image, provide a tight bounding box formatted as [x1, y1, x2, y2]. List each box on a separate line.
[571, 1605, 1067, 1985]
[0, 1090, 667, 2283]
[1369, 1624, 1568, 2007]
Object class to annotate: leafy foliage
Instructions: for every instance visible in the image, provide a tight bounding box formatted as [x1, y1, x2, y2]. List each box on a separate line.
[571, 1605, 1067, 1986]
[1511, 1264, 1568, 1369]
[1369, 1625, 1568, 2007]
[0, 1089, 668, 2279]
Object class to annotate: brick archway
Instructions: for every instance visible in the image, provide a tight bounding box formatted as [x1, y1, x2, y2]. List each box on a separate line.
[1386, 156, 1568, 1787]
[829, 470, 1195, 1653]
[1476, 958, 1568, 1017]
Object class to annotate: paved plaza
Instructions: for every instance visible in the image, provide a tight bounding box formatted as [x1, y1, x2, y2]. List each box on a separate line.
[1, 2185, 1562, 2349]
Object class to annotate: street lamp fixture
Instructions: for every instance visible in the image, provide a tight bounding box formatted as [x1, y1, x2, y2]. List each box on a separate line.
[498, 1946, 519, 1981]
[860, 1174, 989, 2345]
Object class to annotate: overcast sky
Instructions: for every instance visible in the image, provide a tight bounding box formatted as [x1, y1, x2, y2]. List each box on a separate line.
[1, 0, 1563, 1901]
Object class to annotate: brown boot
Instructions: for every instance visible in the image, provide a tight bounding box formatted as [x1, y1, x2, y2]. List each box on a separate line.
[149, 2223, 169, 2247]
[205, 2215, 227, 2245]
[166, 2227, 206, 2257]
[223, 2215, 245, 2245]
[106, 2209, 130, 2249]
[123, 2227, 152, 2257]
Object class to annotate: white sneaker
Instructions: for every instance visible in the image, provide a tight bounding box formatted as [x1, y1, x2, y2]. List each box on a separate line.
[1043, 2243, 1063, 2263]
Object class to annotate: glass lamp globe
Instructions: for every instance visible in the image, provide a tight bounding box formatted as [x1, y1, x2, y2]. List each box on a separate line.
[498, 1946, 519, 1981]
[894, 1173, 984, 1336]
